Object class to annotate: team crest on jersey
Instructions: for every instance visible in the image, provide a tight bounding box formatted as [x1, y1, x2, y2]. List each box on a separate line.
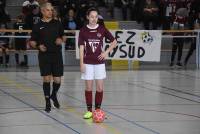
[97, 33, 101, 38]
[89, 41, 100, 53]
[88, 39, 100, 53]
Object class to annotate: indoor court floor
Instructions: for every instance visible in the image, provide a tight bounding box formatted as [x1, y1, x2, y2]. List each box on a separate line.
[0, 68, 200, 134]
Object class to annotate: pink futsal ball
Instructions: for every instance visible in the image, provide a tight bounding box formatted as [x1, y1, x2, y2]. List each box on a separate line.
[92, 109, 106, 123]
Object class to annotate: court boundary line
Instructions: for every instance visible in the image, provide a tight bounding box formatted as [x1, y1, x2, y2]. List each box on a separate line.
[17, 74, 161, 134]
[0, 88, 81, 134]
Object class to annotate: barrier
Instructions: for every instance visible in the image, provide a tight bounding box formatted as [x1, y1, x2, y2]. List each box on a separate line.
[104, 21, 140, 70]
[0, 29, 200, 69]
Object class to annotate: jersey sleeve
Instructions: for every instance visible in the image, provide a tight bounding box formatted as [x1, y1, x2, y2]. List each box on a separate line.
[30, 24, 39, 45]
[78, 29, 85, 46]
[58, 21, 64, 37]
[104, 27, 115, 42]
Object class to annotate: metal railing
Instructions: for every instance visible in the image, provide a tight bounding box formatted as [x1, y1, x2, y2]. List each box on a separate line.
[0, 29, 200, 68]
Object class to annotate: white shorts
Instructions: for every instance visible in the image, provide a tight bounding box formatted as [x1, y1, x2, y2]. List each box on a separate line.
[81, 64, 106, 80]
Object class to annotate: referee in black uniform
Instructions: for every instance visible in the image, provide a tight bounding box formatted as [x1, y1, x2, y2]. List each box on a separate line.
[29, 2, 64, 113]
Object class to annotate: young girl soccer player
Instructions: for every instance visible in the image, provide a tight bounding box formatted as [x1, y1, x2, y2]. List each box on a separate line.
[78, 8, 117, 119]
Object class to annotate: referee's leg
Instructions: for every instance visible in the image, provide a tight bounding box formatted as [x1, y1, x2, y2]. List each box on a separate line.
[51, 76, 61, 109]
[51, 53, 63, 109]
[39, 55, 52, 113]
[42, 75, 52, 113]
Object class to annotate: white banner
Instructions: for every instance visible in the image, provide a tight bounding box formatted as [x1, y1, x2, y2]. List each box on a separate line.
[76, 30, 162, 62]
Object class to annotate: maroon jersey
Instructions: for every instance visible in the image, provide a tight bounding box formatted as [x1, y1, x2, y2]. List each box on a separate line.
[78, 24, 115, 64]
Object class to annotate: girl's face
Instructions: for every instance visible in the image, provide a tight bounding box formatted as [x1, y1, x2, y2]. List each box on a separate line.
[87, 11, 98, 26]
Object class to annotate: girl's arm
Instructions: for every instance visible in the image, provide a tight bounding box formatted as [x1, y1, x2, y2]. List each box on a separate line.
[79, 45, 85, 73]
[98, 39, 117, 61]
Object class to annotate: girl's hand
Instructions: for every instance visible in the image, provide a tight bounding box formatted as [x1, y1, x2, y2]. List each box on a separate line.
[98, 52, 107, 61]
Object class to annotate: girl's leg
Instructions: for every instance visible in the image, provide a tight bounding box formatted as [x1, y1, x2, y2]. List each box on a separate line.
[85, 80, 93, 112]
[95, 79, 104, 110]
[83, 80, 93, 119]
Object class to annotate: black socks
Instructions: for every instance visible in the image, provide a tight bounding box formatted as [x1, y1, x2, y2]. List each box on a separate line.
[43, 82, 51, 113]
[50, 82, 61, 109]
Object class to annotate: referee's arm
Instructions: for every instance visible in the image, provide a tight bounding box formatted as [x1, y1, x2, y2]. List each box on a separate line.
[55, 22, 64, 45]
[29, 25, 39, 48]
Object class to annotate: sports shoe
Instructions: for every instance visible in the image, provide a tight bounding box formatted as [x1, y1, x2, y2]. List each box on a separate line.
[45, 99, 51, 113]
[176, 62, 182, 68]
[83, 111, 93, 119]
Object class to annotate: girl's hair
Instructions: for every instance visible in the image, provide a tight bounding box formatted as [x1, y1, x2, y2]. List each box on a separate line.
[86, 7, 99, 16]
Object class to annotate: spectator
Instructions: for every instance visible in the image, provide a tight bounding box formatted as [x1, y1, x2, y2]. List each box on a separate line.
[121, 0, 129, 20]
[0, 8, 10, 24]
[187, 0, 197, 30]
[0, 23, 10, 67]
[59, 0, 80, 20]
[104, 0, 114, 19]
[58, 0, 69, 19]
[77, 0, 88, 28]
[53, 8, 61, 21]
[48, 0, 60, 6]
[135, 0, 145, 23]
[142, 0, 159, 30]
[184, 10, 200, 67]
[88, 0, 98, 8]
[62, 8, 80, 49]
[25, 5, 41, 29]
[13, 15, 28, 67]
[169, 5, 188, 68]
[22, 0, 39, 16]
[129, 0, 137, 20]
[0, 0, 6, 10]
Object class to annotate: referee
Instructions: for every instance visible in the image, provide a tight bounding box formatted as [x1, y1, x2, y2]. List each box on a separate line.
[29, 2, 64, 113]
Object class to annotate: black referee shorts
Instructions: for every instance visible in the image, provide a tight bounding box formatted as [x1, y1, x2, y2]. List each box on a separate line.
[38, 52, 63, 77]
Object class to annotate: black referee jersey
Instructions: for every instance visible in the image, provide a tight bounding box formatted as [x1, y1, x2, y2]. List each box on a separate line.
[30, 19, 64, 53]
